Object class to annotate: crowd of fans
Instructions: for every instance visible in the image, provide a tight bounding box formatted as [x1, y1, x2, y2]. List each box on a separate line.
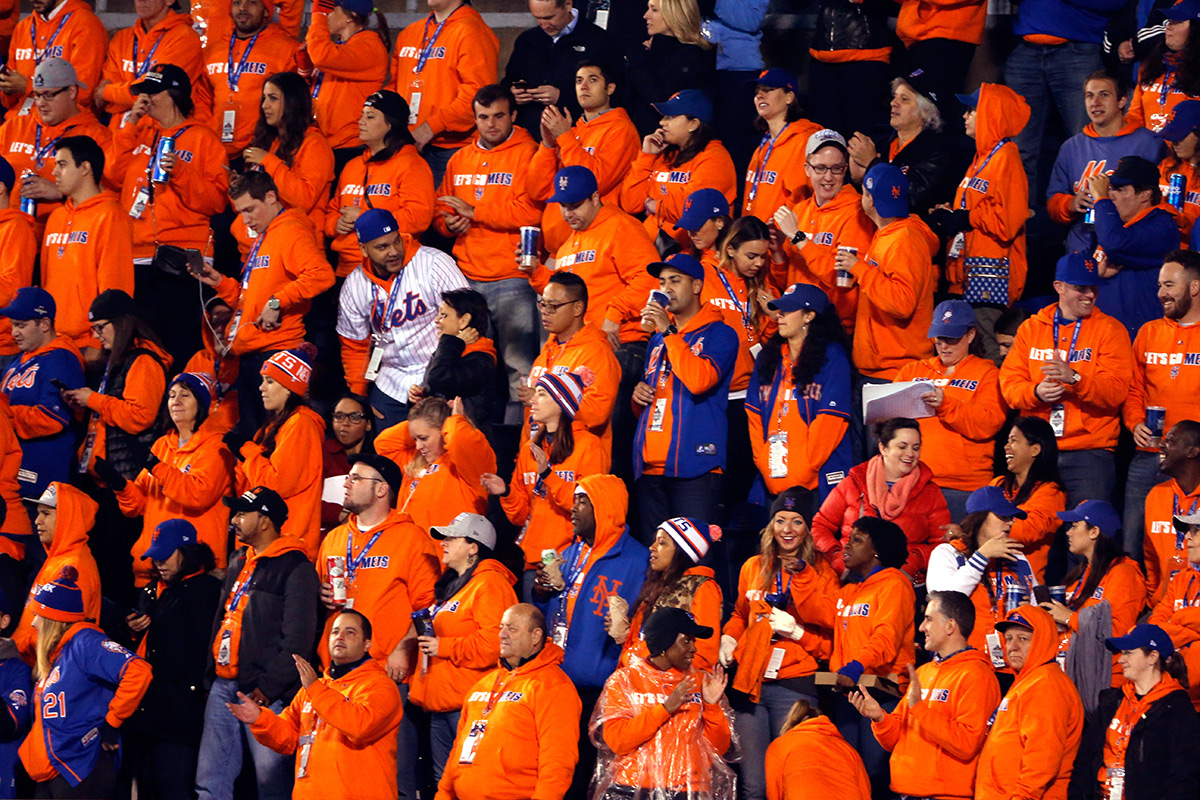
[2, 0, 1200, 798]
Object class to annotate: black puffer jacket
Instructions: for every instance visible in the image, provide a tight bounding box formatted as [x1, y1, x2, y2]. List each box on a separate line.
[811, 0, 893, 56]
[626, 34, 715, 136]
[864, 129, 970, 217]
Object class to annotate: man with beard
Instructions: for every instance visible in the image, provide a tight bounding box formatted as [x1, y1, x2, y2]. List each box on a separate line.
[1142, 421, 1200, 608]
[1125, 251, 1200, 568]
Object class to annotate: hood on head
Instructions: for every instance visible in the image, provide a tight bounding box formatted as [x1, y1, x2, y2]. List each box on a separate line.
[577, 474, 628, 554]
[974, 83, 1031, 152]
[1005, 603, 1060, 681]
[45, 482, 97, 557]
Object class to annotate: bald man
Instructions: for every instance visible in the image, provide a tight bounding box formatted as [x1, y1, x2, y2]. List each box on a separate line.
[1145, 420, 1200, 606]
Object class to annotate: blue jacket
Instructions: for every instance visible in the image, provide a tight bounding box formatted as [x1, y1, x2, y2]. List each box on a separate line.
[702, 0, 768, 72]
[0, 643, 31, 800]
[1015, 0, 1127, 44]
[538, 474, 649, 689]
[1094, 200, 1178, 337]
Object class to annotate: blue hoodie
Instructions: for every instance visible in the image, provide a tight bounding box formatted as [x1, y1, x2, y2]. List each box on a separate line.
[1094, 198, 1178, 337]
[0, 643, 31, 800]
[702, 0, 768, 72]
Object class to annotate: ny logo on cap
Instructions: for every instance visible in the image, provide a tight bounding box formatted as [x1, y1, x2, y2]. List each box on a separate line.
[683, 197, 693, 211]
[782, 497, 795, 509]
[783, 285, 797, 295]
[866, 177, 875, 189]
[892, 186, 901, 198]
[1084, 258, 1097, 273]
[558, 175, 569, 190]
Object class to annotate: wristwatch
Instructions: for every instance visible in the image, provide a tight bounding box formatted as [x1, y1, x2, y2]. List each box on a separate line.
[790, 230, 807, 245]
[266, 296, 281, 311]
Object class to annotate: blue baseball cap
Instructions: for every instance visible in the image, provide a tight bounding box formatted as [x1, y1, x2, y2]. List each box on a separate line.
[965, 486, 1028, 520]
[927, 299, 976, 338]
[1167, 0, 1200, 21]
[746, 67, 798, 94]
[0, 286, 55, 321]
[675, 188, 729, 232]
[863, 163, 909, 218]
[648, 252, 704, 281]
[768, 283, 830, 315]
[1160, 100, 1200, 142]
[0, 156, 14, 194]
[1106, 623, 1175, 659]
[956, 88, 980, 108]
[354, 208, 398, 244]
[652, 90, 713, 124]
[549, 165, 598, 205]
[141, 518, 197, 561]
[1058, 499, 1121, 537]
[335, 0, 374, 16]
[1054, 251, 1100, 286]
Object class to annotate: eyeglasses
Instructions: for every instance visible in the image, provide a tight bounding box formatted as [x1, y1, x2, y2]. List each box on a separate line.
[536, 298, 577, 313]
[332, 411, 367, 422]
[345, 474, 383, 484]
[32, 87, 68, 102]
[90, 320, 111, 336]
[805, 162, 847, 176]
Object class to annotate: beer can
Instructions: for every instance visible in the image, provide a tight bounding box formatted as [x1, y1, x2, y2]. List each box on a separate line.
[411, 607, 434, 638]
[19, 171, 35, 216]
[648, 289, 670, 307]
[1005, 584, 1028, 611]
[1048, 585, 1067, 604]
[1147, 405, 1167, 445]
[327, 555, 347, 604]
[1083, 206, 1095, 225]
[1169, 173, 1187, 212]
[151, 135, 175, 183]
[836, 245, 858, 287]
[518, 226, 540, 268]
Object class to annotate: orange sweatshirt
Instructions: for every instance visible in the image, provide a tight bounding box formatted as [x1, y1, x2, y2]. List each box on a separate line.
[305, 13, 388, 151]
[1062, 559, 1148, 686]
[192, 0, 304, 47]
[501, 427, 606, 567]
[851, 215, 938, 379]
[1148, 565, 1200, 710]
[1156, 157, 1199, 245]
[975, 605, 1083, 800]
[327, 145, 436, 277]
[988, 477, 1067, 584]
[1124, 317, 1200, 455]
[202, 24, 298, 155]
[741, 119, 824, 221]
[410, 558, 518, 713]
[250, 658, 402, 800]
[3, 0, 108, 112]
[105, 116, 230, 259]
[998, 303, 1134, 451]
[764, 715, 872, 800]
[434, 128, 543, 282]
[700, 263, 774, 394]
[896, 0, 987, 47]
[526, 324, 622, 462]
[100, 11, 210, 119]
[375, 414, 497, 534]
[1143, 477, 1200, 606]
[392, 6, 499, 151]
[0, 208, 35, 356]
[528, 204, 660, 343]
[526, 108, 641, 252]
[1127, 60, 1195, 132]
[435, 642, 580, 800]
[41, 191, 135, 350]
[946, 84, 1030, 302]
[116, 422, 234, 586]
[619, 141, 738, 249]
[0, 397, 28, 554]
[235, 405, 324, 560]
[621, 566, 723, 672]
[215, 207, 334, 355]
[893, 354, 1007, 491]
[780, 183, 874, 329]
[316, 509, 441, 666]
[79, 340, 171, 477]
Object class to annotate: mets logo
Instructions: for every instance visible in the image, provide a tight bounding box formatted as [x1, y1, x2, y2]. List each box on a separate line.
[589, 577, 623, 615]
[558, 175, 569, 190]
[102, 640, 130, 655]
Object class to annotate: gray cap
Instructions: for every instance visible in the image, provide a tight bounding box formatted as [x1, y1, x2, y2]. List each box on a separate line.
[1173, 512, 1200, 532]
[33, 58, 86, 93]
[806, 128, 848, 157]
[431, 512, 497, 550]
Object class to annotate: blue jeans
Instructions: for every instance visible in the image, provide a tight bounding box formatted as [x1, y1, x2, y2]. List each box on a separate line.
[397, 683, 419, 800]
[832, 692, 898, 796]
[1004, 41, 1101, 197]
[468, 278, 540, 425]
[422, 145, 457, 193]
[195, 677, 294, 800]
[369, 382, 409, 433]
[1058, 448, 1116, 509]
[1122, 450, 1164, 561]
[429, 709, 461, 784]
[734, 682, 815, 800]
[941, 488, 973, 525]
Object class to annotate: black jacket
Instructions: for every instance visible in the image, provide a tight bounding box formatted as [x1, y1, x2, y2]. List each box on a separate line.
[205, 544, 320, 705]
[811, 0, 893, 57]
[863, 129, 968, 217]
[626, 34, 715, 136]
[504, 18, 623, 138]
[1069, 684, 1200, 800]
[126, 572, 223, 745]
[422, 334, 495, 435]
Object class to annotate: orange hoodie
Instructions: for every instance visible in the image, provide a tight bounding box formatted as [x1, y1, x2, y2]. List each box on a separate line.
[946, 84, 1030, 302]
[192, 0, 305, 46]
[619, 140, 738, 249]
[435, 642, 580, 800]
[741, 119, 824, 222]
[41, 191, 135, 350]
[392, 5, 499, 151]
[235, 404, 324, 559]
[13, 483, 101, 662]
[202, 24, 298, 155]
[1061, 559, 1148, 686]
[988, 477, 1067, 584]
[305, 12, 388, 151]
[998, 303, 1134, 451]
[410, 558, 518, 713]
[1127, 59, 1193, 132]
[184, 324, 240, 436]
[250, 658, 403, 800]
[1124, 317, 1200, 455]
[699, 263, 776, 394]
[621, 566, 724, 672]
[100, 11, 211, 119]
[527, 108, 641, 252]
[433, 128, 543, 282]
[893, 354, 1007, 491]
[316, 509, 441, 666]
[105, 116, 230, 259]
[3, 0, 108, 112]
[79, 339, 172, 476]
[1149, 565, 1200, 710]
[326, 145, 436, 277]
[215, 207, 335, 356]
[764, 715, 872, 800]
[255, 126, 335, 246]
[896, 0, 987, 47]
[116, 421, 235, 586]
[872, 647, 1000, 798]
[0, 396, 28, 555]
[0, 208, 35, 356]
[975, 605, 1084, 800]
[1156, 157, 1199, 245]
[851, 214, 938, 379]
[1143, 477, 1200, 607]
[375, 414, 497, 534]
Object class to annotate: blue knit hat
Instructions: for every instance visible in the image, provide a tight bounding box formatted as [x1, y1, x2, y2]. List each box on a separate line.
[169, 372, 214, 411]
[535, 371, 586, 420]
[658, 517, 722, 563]
[32, 566, 86, 622]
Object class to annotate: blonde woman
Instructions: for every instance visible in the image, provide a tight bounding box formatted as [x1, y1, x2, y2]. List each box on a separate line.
[628, 0, 716, 136]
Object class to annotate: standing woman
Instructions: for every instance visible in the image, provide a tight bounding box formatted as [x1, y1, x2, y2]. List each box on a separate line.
[303, 0, 389, 172]
[18, 570, 153, 798]
[1126, 7, 1200, 132]
[990, 416, 1068, 584]
[746, 284, 852, 519]
[321, 393, 374, 535]
[741, 69, 823, 221]
[616, 517, 724, 671]
[225, 346, 324, 559]
[626, 0, 716, 137]
[620, 89, 737, 251]
[1069, 625, 1200, 800]
[326, 91, 436, 279]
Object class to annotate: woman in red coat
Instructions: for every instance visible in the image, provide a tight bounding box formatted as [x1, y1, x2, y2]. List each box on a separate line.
[811, 417, 950, 582]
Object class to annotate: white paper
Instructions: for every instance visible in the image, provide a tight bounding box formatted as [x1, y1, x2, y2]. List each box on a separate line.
[322, 475, 347, 505]
[862, 381, 934, 424]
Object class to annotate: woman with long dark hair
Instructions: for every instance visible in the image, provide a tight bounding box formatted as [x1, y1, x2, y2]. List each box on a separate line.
[1127, 10, 1200, 132]
[677, 187, 731, 268]
[990, 416, 1068, 583]
[741, 69, 823, 222]
[321, 393, 375, 534]
[747, 284, 852, 519]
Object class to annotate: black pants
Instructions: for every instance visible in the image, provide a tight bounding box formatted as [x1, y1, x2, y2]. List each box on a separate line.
[127, 732, 200, 800]
[808, 59, 892, 142]
[894, 38, 978, 138]
[634, 472, 722, 545]
[35, 749, 116, 798]
[612, 341, 648, 487]
[565, 685, 604, 800]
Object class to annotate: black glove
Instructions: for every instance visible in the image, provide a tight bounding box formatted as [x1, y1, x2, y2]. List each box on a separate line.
[223, 430, 250, 460]
[145, 451, 161, 472]
[92, 457, 127, 492]
[929, 207, 972, 238]
[99, 722, 120, 749]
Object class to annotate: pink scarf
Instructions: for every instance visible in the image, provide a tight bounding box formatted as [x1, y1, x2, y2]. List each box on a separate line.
[865, 455, 921, 521]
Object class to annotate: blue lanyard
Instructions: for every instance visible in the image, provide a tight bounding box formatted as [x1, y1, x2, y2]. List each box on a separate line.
[1175, 494, 1200, 549]
[959, 139, 1007, 210]
[748, 124, 787, 201]
[226, 30, 262, 92]
[1161, 63, 1176, 107]
[310, 70, 324, 100]
[240, 230, 267, 288]
[774, 569, 792, 595]
[1052, 312, 1083, 366]
[714, 267, 751, 334]
[31, 12, 73, 65]
[415, 7, 459, 73]
[346, 525, 385, 583]
[371, 276, 401, 333]
[561, 543, 591, 598]
[132, 31, 166, 79]
[33, 123, 74, 169]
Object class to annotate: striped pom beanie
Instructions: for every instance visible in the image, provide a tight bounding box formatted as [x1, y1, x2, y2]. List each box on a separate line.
[658, 517, 723, 563]
[536, 371, 586, 420]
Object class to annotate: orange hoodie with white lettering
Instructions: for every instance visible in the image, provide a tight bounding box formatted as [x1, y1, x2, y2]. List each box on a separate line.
[3, 0, 108, 112]
[100, 11, 211, 119]
[741, 118, 824, 222]
[305, 12, 388, 150]
[202, 23, 298, 155]
[0, 208, 35, 356]
[619, 140, 738, 249]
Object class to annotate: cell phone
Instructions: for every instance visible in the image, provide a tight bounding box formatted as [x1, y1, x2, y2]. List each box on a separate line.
[184, 248, 205, 277]
[1032, 585, 1052, 605]
[50, 378, 69, 391]
[512, 80, 529, 90]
